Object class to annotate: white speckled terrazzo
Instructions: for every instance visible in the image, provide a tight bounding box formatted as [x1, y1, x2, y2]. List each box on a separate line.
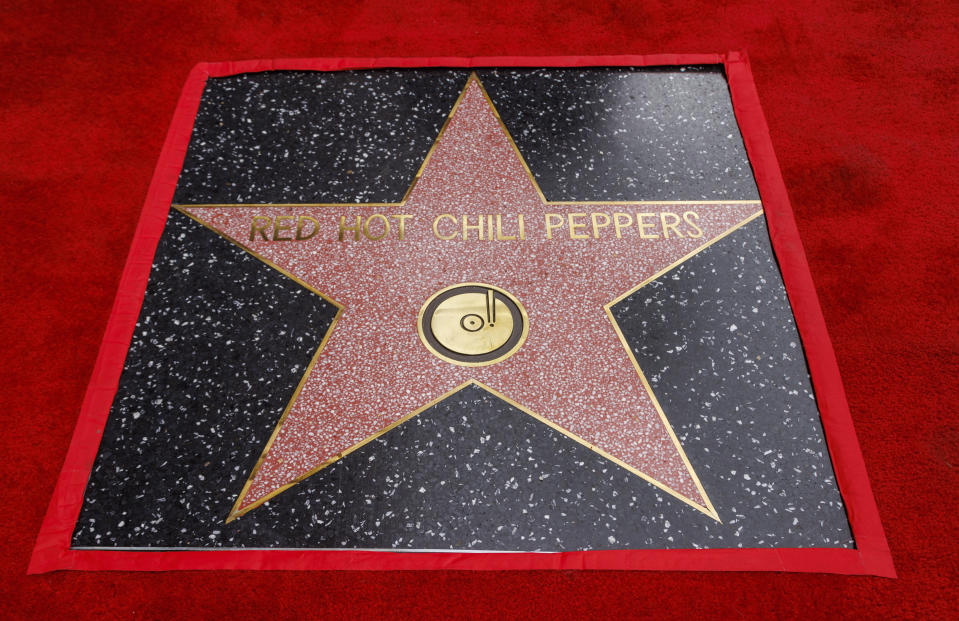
[71, 67, 853, 551]
[185, 79, 760, 515]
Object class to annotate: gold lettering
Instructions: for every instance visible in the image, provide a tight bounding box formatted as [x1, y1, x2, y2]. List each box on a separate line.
[568, 213, 589, 239]
[636, 213, 660, 239]
[462, 215, 484, 240]
[496, 214, 516, 241]
[545, 213, 564, 239]
[433, 214, 458, 240]
[295, 216, 319, 241]
[338, 215, 362, 241]
[613, 212, 633, 239]
[487, 215, 494, 241]
[249, 216, 271, 241]
[391, 214, 413, 241]
[591, 212, 611, 238]
[518, 214, 526, 240]
[362, 214, 390, 241]
[273, 215, 295, 241]
[660, 212, 683, 238]
[683, 211, 703, 238]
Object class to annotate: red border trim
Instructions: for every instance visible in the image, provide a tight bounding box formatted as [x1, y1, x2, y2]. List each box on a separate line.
[28, 53, 894, 576]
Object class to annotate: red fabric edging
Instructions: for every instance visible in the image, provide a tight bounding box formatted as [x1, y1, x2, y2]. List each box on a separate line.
[723, 51, 894, 577]
[28, 53, 894, 576]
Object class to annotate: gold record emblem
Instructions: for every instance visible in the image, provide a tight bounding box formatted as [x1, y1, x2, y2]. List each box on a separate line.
[418, 283, 529, 366]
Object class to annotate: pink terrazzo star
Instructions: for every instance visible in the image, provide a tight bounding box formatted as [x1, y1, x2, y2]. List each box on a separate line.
[179, 75, 762, 521]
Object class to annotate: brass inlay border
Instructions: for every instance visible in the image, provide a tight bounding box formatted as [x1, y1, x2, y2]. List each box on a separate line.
[228, 381, 476, 522]
[602, 208, 764, 522]
[171, 73, 767, 524]
[607, 209, 764, 307]
[173, 205, 344, 306]
[174, 205, 347, 524]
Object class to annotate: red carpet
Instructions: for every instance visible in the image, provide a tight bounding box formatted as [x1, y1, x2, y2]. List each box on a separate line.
[2, 0, 955, 617]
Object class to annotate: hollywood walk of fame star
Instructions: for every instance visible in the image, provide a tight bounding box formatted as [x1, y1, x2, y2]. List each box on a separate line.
[175, 74, 763, 522]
